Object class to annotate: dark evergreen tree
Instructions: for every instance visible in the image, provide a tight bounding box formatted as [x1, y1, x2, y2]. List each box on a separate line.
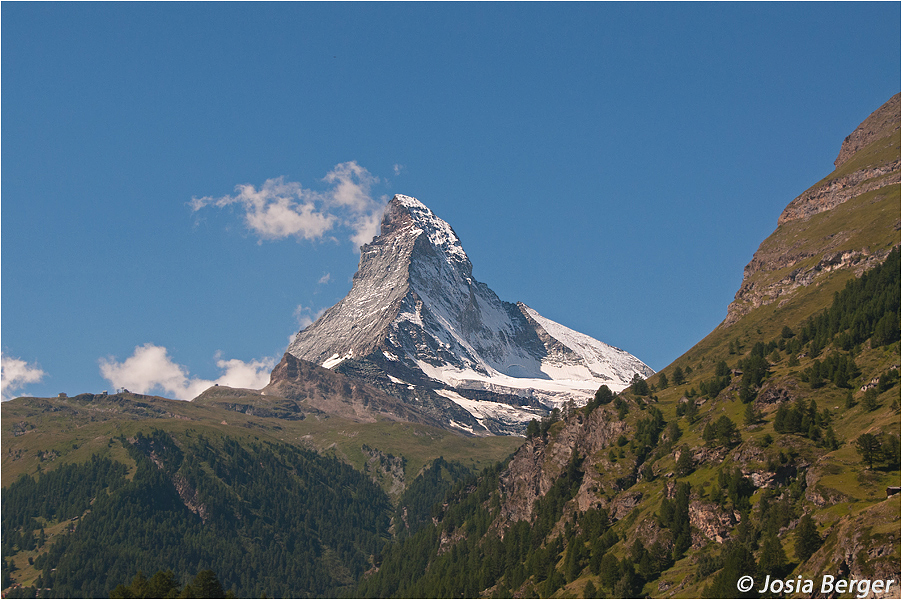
[855, 433, 882, 469]
[630, 374, 650, 397]
[181, 569, 230, 599]
[795, 514, 821, 562]
[715, 415, 741, 447]
[862, 388, 880, 412]
[702, 541, 757, 598]
[758, 532, 788, 578]
[675, 445, 693, 478]
[595, 385, 614, 405]
[744, 402, 760, 426]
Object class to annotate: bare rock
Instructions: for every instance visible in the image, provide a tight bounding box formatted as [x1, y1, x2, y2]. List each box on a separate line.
[689, 499, 738, 544]
[611, 490, 643, 520]
[498, 405, 627, 525]
[806, 500, 901, 596]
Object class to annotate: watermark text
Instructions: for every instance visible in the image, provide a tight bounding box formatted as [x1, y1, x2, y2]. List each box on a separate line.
[737, 574, 896, 598]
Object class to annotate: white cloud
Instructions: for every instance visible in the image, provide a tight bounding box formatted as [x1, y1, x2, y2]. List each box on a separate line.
[99, 343, 276, 401]
[213, 355, 278, 390]
[191, 161, 388, 250]
[191, 177, 335, 242]
[393, 164, 404, 176]
[349, 208, 385, 249]
[323, 161, 379, 213]
[293, 305, 326, 329]
[317, 273, 332, 285]
[1, 353, 46, 401]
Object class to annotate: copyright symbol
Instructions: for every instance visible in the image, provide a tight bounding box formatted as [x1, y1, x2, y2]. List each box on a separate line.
[737, 576, 754, 592]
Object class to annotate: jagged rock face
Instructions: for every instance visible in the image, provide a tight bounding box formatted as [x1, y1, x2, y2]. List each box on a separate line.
[263, 353, 447, 428]
[498, 406, 627, 523]
[834, 93, 901, 170]
[283, 195, 653, 434]
[724, 93, 901, 327]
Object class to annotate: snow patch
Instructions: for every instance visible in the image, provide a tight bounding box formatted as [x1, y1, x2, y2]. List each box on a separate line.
[322, 351, 354, 369]
[436, 388, 542, 426]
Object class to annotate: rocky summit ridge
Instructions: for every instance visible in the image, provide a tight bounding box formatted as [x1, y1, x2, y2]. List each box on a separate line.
[725, 93, 900, 326]
[279, 194, 653, 435]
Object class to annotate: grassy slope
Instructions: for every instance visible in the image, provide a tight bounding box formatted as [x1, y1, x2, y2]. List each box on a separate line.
[1, 393, 521, 491]
[543, 337, 899, 596]
[729, 186, 899, 320]
[573, 150, 900, 596]
[645, 344, 900, 598]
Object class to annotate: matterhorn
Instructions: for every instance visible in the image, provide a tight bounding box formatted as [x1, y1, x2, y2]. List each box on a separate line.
[273, 195, 653, 435]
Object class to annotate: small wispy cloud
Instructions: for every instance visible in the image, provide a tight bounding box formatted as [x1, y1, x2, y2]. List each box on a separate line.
[317, 273, 332, 285]
[393, 164, 405, 176]
[191, 161, 388, 250]
[99, 344, 276, 401]
[1, 353, 46, 401]
[293, 305, 326, 330]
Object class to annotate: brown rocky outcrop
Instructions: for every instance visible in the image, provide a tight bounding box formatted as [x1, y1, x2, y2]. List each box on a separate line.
[497, 406, 627, 526]
[610, 491, 644, 520]
[756, 383, 796, 406]
[172, 473, 209, 523]
[263, 352, 446, 428]
[777, 163, 900, 226]
[689, 499, 738, 545]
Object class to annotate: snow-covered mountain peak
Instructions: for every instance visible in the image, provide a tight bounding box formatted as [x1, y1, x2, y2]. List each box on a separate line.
[382, 195, 469, 267]
[282, 194, 653, 435]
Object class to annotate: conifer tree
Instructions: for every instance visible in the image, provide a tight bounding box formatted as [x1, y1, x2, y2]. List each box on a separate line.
[855, 433, 882, 469]
[675, 445, 693, 477]
[795, 514, 821, 562]
[743, 402, 759, 426]
[758, 532, 788, 577]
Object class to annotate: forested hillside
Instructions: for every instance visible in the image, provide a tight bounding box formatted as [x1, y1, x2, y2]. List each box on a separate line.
[3, 430, 391, 597]
[357, 247, 900, 598]
[1, 428, 486, 598]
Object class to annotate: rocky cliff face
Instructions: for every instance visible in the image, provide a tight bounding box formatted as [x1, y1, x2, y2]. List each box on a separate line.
[498, 404, 630, 524]
[263, 353, 447, 428]
[725, 94, 900, 326]
[280, 195, 653, 434]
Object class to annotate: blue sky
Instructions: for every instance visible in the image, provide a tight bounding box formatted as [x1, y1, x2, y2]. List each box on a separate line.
[2, 2, 899, 400]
